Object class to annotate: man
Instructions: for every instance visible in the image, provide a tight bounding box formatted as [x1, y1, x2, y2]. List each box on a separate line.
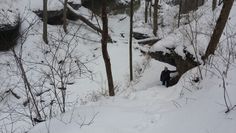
[160, 67, 176, 87]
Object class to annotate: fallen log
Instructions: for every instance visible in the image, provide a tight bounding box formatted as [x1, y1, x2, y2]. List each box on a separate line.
[67, 6, 102, 33]
[138, 37, 161, 46]
[133, 32, 150, 40]
[66, 4, 112, 42]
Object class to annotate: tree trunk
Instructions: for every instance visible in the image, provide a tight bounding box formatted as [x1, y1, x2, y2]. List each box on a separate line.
[153, 0, 159, 36]
[178, 0, 182, 27]
[144, 0, 149, 23]
[149, 0, 152, 19]
[202, 0, 234, 61]
[129, 0, 134, 81]
[43, 0, 48, 44]
[63, 0, 68, 33]
[212, 0, 217, 11]
[101, 0, 115, 96]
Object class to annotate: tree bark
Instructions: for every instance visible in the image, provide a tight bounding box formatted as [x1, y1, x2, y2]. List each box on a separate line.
[212, 0, 217, 11]
[144, 0, 149, 23]
[63, 0, 68, 33]
[101, 0, 115, 96]
[202, 0, 234, 61]
[129, 0, 134, 81]
[153, 0, 159, 36]
[43, 0, 48, 44]
[178, 0, 182, 27]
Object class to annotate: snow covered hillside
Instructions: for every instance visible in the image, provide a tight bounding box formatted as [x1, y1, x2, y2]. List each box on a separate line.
[0, 0, 235, 133]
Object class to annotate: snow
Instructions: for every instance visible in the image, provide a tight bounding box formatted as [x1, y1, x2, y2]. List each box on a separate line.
[27, 63, 236, 133]
[0, 0, 236, 133]
[0, 7, 19, 27]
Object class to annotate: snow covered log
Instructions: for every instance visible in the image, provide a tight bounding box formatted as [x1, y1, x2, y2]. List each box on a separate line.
[0, 9, 20, 51]
[133, 32, 150, 40]
[138, 37, 161, 46]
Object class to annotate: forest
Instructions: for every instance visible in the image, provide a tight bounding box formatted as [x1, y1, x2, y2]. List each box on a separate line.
[0, 0, 235, 133]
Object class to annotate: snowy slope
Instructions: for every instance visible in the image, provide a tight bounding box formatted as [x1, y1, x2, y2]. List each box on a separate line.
[27, 60, 236, 133]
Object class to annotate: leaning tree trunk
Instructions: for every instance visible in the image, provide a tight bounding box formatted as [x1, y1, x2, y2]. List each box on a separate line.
[43, 0, 48, 44]
[63, 0, 68, 33]
[101, 0, 115, 96]
[66, 4, 112, 42]
[202, 0, 234, 61]
[153, 0, 159, 36]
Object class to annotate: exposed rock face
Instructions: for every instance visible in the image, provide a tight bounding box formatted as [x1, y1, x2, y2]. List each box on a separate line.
[34, 2, 81, 25]
[81, 0, 140, 15]
[0, 9, 20, 51]
[146, 48, 200, 86]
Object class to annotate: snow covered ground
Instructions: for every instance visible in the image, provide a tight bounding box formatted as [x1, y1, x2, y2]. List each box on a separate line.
[0, 0, 235, 133]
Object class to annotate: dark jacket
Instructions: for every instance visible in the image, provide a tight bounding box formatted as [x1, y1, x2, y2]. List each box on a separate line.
[160, 70, 176, 81]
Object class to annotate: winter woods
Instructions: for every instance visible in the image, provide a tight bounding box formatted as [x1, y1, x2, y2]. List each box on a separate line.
[0, 0, 236, 133]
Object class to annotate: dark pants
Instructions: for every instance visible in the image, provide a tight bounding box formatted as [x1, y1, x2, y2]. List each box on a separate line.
[162, 80, 169, 87]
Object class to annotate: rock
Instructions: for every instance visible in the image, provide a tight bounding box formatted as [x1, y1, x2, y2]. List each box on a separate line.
[142, 47, 200, 86]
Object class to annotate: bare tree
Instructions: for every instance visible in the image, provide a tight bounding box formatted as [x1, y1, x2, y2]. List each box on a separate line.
[37, 25, 93, 113]
[178, 0, 182, 27]
[1, 14, 93, 131]
[43, 0, 48, 44]
[153, 0, 159, 36]
[63, 0, 68, 33]
[129, 0, 134, 81]
[202, 0, 234, 61]
[144, 0, 150, 23]
[211, 63, 236, 114]
[101, 0, 115, 96]
[8, 17, 44, 125]
[12, 48, 42, 125]
[180, 12, 203, 80]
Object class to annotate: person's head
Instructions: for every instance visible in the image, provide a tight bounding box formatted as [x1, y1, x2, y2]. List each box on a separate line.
[164, 67, 168, 71]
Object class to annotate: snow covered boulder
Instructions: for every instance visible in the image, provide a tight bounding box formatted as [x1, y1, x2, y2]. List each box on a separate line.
[0, 9, 20, 51]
